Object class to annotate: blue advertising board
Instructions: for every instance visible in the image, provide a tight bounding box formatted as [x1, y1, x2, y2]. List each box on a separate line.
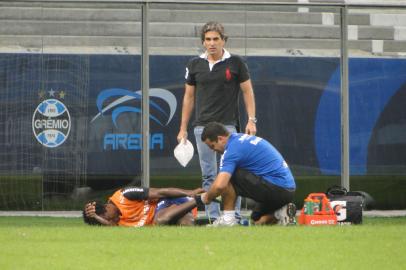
[0, 54, 405, 184]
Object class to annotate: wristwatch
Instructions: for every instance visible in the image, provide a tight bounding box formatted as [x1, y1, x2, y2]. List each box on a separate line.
[248, 117, 257, 123]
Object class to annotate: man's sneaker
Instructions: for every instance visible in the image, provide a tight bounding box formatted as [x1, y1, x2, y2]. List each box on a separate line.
[275, 203, 297, 226]
[207, 215, 238, 227]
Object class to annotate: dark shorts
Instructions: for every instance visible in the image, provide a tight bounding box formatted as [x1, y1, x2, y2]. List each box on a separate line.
[230, 169, 295, 221]
[155, 197, 190, 213]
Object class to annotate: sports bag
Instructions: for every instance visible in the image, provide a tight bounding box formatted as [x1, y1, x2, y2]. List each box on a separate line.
[326, 186, 363, 225]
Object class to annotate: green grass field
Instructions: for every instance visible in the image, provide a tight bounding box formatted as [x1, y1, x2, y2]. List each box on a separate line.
[1, 217, 405, 270]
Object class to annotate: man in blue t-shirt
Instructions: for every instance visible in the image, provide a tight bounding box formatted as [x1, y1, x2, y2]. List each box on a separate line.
[195, 122, 296, 226]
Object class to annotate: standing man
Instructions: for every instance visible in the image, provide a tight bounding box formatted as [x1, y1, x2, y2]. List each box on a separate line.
[196, 122, 296, 226]
[177, 21, 257, 222]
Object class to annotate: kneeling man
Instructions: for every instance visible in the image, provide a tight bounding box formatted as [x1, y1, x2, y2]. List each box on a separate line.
[197, 122, 296, 226]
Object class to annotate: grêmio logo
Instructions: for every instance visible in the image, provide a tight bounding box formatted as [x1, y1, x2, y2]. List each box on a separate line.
[32, 89, 71, 148]
[92, 88, 177, 151]
[104, 133, 163, 150]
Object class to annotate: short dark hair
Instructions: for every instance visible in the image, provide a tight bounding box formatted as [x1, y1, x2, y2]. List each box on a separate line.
[82, 201, 106, 226]
[200, 21, 228, 43]
[201, 122, 229, 142]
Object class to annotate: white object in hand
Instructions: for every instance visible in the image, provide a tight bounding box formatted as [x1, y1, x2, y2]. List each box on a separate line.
[174, 139, 194, 167]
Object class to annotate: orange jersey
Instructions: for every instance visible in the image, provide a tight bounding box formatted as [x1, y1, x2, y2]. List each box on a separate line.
[109, 190, 158, 227]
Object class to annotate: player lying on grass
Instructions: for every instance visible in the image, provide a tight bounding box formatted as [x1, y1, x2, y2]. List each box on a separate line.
[83, 186, 204, 227]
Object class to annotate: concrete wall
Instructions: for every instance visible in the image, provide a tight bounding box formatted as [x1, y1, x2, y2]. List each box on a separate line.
[1, 1, 406, 56]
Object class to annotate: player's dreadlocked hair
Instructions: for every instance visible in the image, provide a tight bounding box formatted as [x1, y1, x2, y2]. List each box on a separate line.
[82, 201, 106, 226]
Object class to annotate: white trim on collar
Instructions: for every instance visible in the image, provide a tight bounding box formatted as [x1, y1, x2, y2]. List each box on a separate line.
[200, 49, 231, 71]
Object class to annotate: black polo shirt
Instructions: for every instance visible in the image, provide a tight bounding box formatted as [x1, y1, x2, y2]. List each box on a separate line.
[185, 54, 250, 126]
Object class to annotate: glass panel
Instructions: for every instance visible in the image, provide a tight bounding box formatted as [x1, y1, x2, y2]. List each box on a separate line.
[348, 7, 406, 209]
[0, 1, 142, 210]
[148, 3, 342, 207]
[0, 1, 43, 210]
[244, 5, 342, 203]
[148, 3, 205, 189]
[43, 2, 142, 209]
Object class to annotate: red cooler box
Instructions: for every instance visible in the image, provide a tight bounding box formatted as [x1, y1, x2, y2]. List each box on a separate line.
[298, 193, 337, 226]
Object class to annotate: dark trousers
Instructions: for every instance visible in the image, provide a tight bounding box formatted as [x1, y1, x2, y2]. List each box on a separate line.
[230, 169, 295, 221]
